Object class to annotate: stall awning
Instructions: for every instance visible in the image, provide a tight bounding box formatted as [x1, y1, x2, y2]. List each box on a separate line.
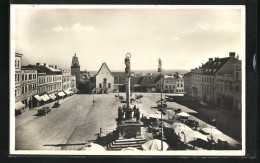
[48, 94, 56, 100]
[58, 91, 66, 97]
[44, 94, 51, 100]
[64, 90, 71, 95]
[15, 101, 25, 110]
[41, 94, 50, 101]
[34, 95, 43, 101]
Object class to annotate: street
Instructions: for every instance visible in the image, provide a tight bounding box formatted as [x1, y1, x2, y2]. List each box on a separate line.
[15, 94, 119, 150]
[15, 93, 241, 150]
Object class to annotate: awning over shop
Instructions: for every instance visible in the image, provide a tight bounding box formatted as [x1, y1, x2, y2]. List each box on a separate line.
[58, 91, 66, 97]
[41, 94, 50, 101]
[48, 94, 56, 100]
[34, 95, 43, 101]
[44, 94, 51, 101]
[64, 90, 72, 95]
[15, 101, 25, 110]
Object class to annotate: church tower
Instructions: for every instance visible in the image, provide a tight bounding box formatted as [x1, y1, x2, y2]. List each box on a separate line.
[71, 53, 80, 88]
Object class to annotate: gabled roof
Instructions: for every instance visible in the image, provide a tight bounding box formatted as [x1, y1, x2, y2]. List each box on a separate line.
[183, 72, 192, 77]
[96, 62, 114, 77]
[153, 74, 163, 84]
[201, 57, 231, 75]
[137, 74, 157, 86]
[27, 65, 62, 75]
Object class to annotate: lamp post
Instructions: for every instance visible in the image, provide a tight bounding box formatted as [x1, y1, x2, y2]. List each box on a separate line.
[158, 58, 163, 150]
[92, 88, 96, 107]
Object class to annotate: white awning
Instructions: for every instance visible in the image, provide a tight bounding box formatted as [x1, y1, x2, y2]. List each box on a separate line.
[48, 94, 56, 100]
[64, 90, 71, 95]
[44, 94, 51, 100]
[51, 93, 57, 99]
[34, 95, 42, 101]
[58, 91, 66, 97]
[15, 101, 25, 110]
[41, 95, 49, 101]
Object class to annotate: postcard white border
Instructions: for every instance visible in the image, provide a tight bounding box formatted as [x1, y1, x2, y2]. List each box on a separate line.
[10, 4, 246, 156]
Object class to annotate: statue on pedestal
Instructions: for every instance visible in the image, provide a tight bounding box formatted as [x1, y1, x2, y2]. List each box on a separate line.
[125, 53, 131, 77]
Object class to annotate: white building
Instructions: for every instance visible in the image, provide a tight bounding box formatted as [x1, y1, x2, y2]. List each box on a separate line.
[95, 62, 114, 94]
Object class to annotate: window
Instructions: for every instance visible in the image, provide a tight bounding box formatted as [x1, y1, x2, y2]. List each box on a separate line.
[181, 84, 183, 87]
[25, 74, 27, 80]
[22, 75, 24, 81]
[15, 89, 17, 97]
[15, 74, 17, 82]
[18, 61, 20, 67]
[15, 60, 17, 67]
[236, 72, 239, 80]
[29, 74, 32, 80]
[99, 83, 102, 88]
[177, 84, 179, 87]
[22, 86, 25, 94]
[108, 83, 111, 88]
[236, 85, 240, 92]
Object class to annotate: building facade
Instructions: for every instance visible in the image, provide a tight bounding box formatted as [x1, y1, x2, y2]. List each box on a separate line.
[189, 52, 241, 110]
[62, 70, 77, 91]
[71, 54, 80, 88]
[15, 53, 26, 114]
[28, 63, 62, 104]
[183, 72, 192, 96]
[232, 61, 242, 110]
[95, 62, 114, 94]
[15, 53, 22, 102]
[20, 67, 38, 109]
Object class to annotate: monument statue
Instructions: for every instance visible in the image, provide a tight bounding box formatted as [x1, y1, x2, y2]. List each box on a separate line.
[125, 53, 131, 77]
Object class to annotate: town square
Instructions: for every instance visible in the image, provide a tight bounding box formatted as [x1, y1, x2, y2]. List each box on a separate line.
[11, 5, 244, 154]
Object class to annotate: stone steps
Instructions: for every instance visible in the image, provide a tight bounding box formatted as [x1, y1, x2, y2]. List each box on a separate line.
[108, 138, 147, 151]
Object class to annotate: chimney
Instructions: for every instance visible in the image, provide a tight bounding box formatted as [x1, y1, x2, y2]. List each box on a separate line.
[215, 57, 219, 60]
[236, 54, 239, 59]
[55, 65, 57, 69]
[208, 58, 213, 62]
[44, 63, 46, 66]
[36, 62, 40, 66]
[229, 52, 235, 57]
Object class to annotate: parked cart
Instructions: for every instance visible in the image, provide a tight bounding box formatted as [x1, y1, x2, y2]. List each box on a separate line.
[38, 107, 51, 116]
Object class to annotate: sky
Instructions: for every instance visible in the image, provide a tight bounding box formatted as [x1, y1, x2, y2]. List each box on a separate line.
[13, 6, 244, 71]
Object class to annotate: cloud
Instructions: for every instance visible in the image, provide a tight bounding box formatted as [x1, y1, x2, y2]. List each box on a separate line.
[50, 23, 95, 33]
[169, 36, 179, 41]
[154, 38, 161, 41]
[213, 20, 239, 31]
[190, 20, 239, 33]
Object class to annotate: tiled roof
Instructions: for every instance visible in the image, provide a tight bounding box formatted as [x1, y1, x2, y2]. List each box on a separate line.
[96, 62, 113, 77]
[153, 74, 163, 84]
[27, 65, 62, 75]
[183, 72, 192, 77]
[201, 57, 231, 75]
[138, 74, 157, 86]
[114, 76, 125, 85]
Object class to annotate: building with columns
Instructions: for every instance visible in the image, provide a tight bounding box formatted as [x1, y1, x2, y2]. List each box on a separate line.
[71, 54, 80, 88]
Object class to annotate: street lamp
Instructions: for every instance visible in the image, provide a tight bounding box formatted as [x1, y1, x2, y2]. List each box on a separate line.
[158, 58, 163, 150]
[92, 88, 96, 107]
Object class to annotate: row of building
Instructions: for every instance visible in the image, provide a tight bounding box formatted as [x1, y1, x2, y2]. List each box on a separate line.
[15, 53, 77, 114]
[183, 52, 242, 110]
[81, 62, 185, 94]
